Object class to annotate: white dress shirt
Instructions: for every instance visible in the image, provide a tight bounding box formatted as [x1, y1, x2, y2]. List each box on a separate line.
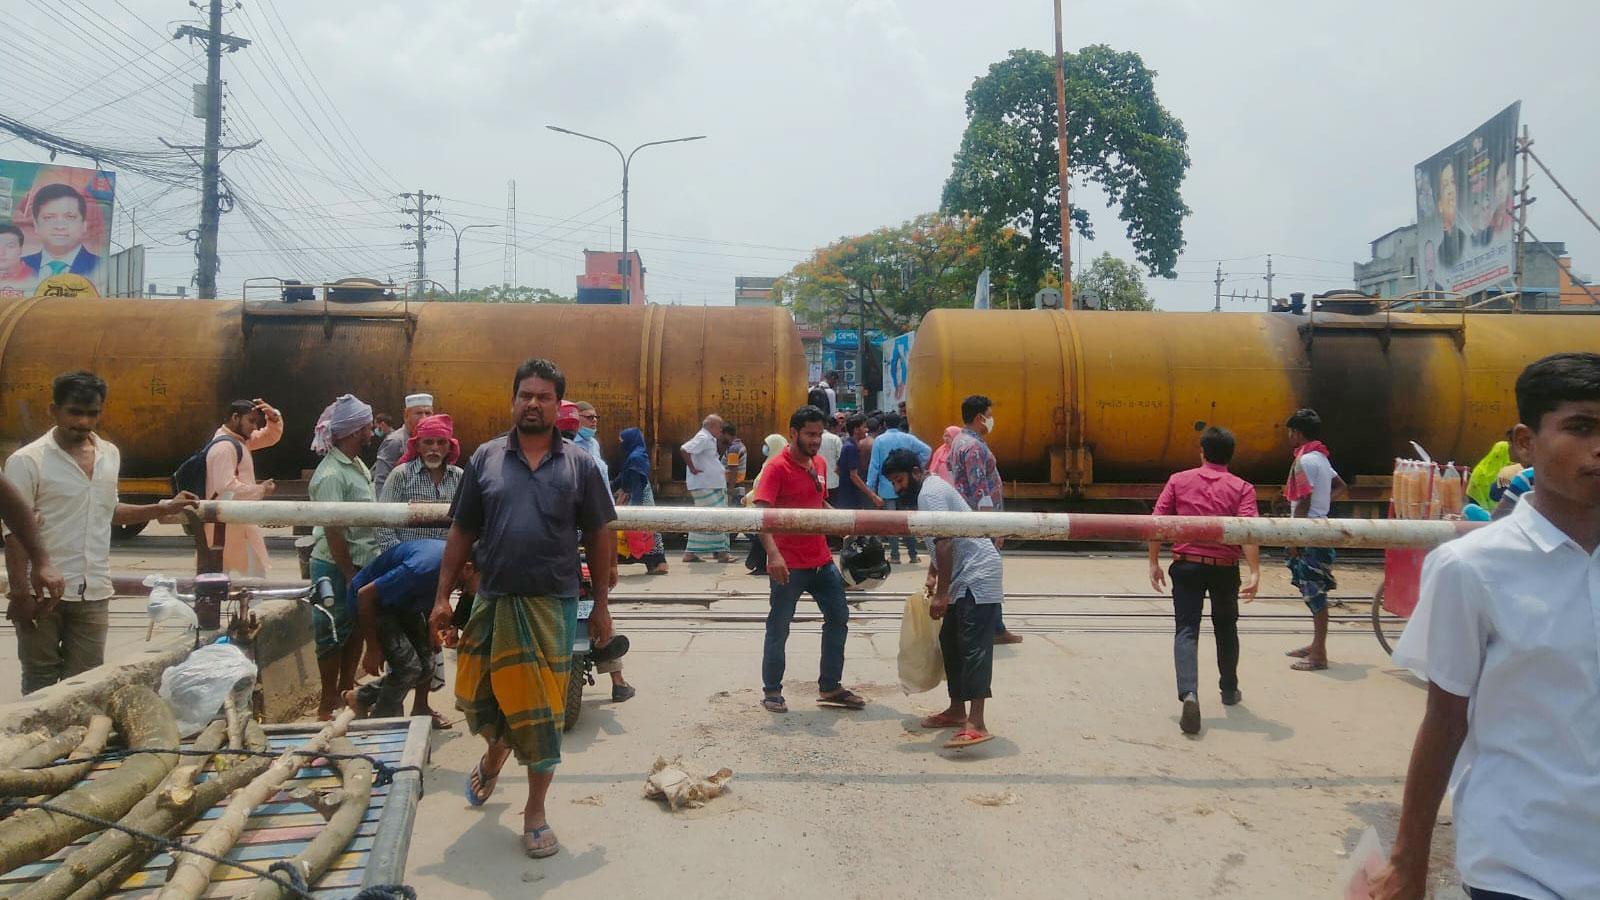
[3, 431, 121, 602]
[1393, 497, 1600, 900]
[681, 428, 724, 492]
[819, 430, 842, 490]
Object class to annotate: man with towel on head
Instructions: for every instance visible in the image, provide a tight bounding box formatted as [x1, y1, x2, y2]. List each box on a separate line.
[307, 393, 379, 720]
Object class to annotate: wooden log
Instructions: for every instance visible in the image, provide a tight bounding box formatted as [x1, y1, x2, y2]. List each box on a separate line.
[0, 730, 51, 763]
[223, 694, 244, 751]
[0, 686, 178, 873]
[50, 722, 272, 900]
[15, 721, 226, 900]
[0, 717, 112, 799]
[156, 709, 355, 900]
[158, 720, 227, 813]
[8, 727, 87, 772]
[247, 736, 374, 900]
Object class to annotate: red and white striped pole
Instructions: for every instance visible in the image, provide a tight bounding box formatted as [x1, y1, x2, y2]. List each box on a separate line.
[195, 501, 1480, 550]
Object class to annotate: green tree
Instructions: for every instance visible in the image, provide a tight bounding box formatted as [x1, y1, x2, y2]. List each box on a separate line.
[445, 285, 574, 303]
[771, 213, 1030, 331]
[1073, 252, 1154, 310]
[941, 45, 1191, 295]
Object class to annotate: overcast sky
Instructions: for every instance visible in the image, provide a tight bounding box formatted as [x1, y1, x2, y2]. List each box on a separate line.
[5, 0, 1598, 311]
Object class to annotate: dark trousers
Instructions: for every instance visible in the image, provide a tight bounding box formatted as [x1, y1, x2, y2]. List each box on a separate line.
[354, 611, 430, 718]
[1169, 561, 1241, 700]
[762, 563, 849, 694]
[940, 591, 999, 702]
[745, 537, 767, 572]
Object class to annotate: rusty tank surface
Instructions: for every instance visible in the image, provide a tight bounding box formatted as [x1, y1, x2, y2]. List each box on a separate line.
[907, 306, 1600, 503]
[0, 296, 806, 492]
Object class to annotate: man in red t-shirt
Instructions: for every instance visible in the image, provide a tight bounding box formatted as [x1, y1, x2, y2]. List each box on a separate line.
[751, 404, 865, 714]
[1148, 426, 1261, 735]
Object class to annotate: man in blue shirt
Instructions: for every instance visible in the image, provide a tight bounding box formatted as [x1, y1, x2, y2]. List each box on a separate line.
[864, 413, 930, 564]
[344, 539, 475, 720]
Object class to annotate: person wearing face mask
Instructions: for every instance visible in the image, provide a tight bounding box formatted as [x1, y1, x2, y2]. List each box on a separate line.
[570, 402, 610, 488]
[947, 394, 1022, 645]
[376, 414, 464, 548]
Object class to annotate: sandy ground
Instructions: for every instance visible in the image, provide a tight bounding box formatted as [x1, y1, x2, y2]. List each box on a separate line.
[1, 532, 1466, 897]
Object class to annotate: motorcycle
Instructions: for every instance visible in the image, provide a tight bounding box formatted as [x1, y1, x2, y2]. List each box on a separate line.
[564, 558, 630, 731]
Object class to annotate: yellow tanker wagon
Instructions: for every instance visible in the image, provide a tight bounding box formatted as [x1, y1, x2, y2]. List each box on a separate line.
[0, 295, 807, 512]
[906, 305, 1600, 509]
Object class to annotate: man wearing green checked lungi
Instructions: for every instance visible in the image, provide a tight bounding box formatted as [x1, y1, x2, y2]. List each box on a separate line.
[431, 357, 617, 860]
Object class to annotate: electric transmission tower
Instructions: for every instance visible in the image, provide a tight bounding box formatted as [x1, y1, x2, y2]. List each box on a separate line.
[502, 179, 517, 289]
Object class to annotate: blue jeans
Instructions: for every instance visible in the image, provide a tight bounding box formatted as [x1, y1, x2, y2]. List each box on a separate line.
[762, 563, 850, 695]
[884, 498, 919, 561]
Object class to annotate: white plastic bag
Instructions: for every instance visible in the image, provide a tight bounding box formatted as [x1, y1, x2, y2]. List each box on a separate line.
[159, 642, 257, 736]
[144, 574, 197, 634]
[897, 591, 943, 693]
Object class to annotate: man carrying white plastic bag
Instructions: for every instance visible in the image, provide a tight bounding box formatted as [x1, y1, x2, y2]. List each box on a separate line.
[884, 448, 1004, 749]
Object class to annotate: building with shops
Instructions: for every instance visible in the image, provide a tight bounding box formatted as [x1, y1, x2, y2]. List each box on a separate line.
[734, 276, 776, 307]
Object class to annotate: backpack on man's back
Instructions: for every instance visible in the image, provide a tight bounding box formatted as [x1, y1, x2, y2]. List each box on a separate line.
[171, 435, 243, 498]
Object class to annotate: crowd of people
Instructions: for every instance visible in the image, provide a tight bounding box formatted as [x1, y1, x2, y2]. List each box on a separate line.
[2, 351, 1595, 896]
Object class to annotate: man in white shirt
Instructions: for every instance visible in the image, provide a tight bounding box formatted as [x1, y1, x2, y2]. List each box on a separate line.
[372, 392, 434, 496]
[680, 414, 733, 562]
[1373, 352, 1600, 900]
[1281, 408, 1346, 671]
[3, 371, 197, 695]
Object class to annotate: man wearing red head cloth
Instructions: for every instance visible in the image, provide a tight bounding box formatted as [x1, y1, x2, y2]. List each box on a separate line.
[376, 413, 464, 549]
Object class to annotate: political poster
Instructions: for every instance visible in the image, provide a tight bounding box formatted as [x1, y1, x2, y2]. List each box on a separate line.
[0, 160, 116, 299]
[1414, 102, 1519, 295]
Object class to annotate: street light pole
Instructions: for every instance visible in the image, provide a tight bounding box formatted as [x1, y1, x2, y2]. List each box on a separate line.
[431, 217, 499, 297]
[546, 125, 706, 305]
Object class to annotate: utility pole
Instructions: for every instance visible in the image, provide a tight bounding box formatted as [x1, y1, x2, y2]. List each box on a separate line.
[171, 0, 253, 299]
[1213, 263, 1224, 312]
[546, 126, 706, 305]
[1264, 253, 1274, 306]
[1514, 126, 1531, 313]
[431, 216, 498, 297]
[1052, 0, 1073, 308]
[398, 189, 439, 294]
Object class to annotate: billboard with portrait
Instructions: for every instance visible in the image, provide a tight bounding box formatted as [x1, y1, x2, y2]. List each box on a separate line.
[1414, 102, 1519, 295]
[0, 160, 116, 299]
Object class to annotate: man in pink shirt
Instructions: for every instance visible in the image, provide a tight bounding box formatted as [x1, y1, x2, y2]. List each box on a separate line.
[1148, 426, 1261, 735]
[204, 399, 283, 578]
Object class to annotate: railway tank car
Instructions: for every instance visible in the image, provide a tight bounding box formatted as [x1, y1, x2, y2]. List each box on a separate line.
[0, 296, 807, 498]
[906, 305, 1599, 507]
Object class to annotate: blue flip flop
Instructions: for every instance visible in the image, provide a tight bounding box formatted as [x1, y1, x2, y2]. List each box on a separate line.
[523, 824, 560, 859]
[465, 757, 500, 807]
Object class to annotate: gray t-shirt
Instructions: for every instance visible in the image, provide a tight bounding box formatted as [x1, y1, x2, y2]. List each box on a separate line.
[915, 474, 1003, 604]
[450, 431, 617, 598]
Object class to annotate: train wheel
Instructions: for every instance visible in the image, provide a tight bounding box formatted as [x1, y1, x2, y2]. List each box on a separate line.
[1371, 583, 1394, 656]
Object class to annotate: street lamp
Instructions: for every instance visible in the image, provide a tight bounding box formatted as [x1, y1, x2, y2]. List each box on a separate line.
[545, 125, 706, 304]
[431, 217, 500, 297]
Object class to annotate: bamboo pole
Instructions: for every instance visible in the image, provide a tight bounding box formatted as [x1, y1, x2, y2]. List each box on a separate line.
[157, 709, 357, 900]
